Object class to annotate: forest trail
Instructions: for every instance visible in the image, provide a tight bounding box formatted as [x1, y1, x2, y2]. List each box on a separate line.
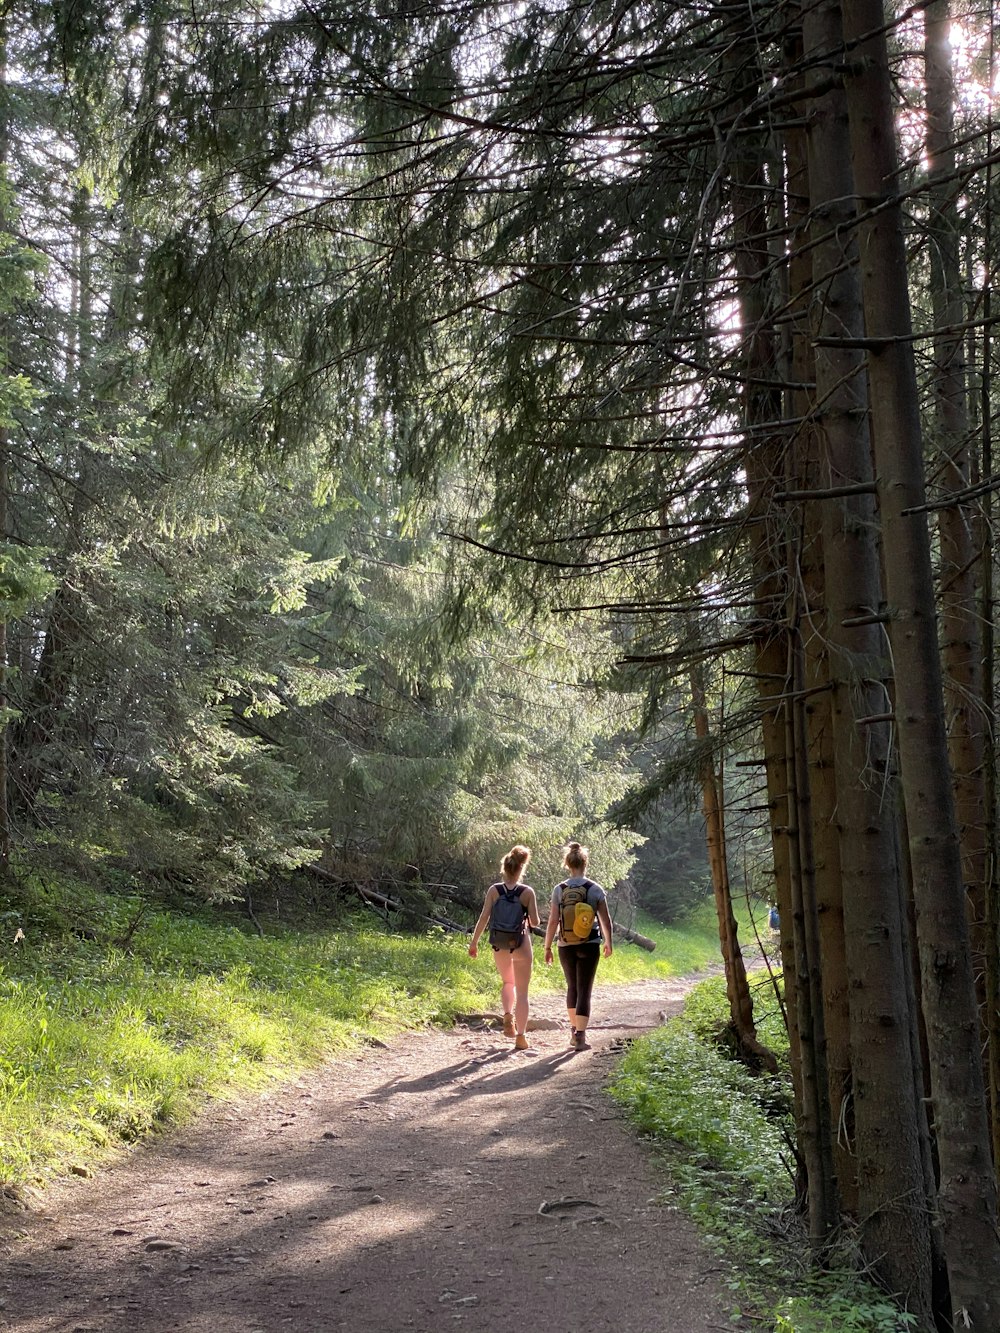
[0, 976, 736, 1333]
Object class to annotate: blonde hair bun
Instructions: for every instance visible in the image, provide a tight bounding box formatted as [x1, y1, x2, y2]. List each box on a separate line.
[501, 844, 532, 877]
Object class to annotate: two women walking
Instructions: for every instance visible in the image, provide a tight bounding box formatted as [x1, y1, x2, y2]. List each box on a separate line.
[468, 840, 613, 1051]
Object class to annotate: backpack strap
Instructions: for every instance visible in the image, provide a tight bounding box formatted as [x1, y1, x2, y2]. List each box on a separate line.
[559, 879, 599, 940]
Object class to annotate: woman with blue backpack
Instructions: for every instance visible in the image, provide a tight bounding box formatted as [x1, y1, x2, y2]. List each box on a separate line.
[468, 844, 541, 1050]
[543, 841, 613, 1051]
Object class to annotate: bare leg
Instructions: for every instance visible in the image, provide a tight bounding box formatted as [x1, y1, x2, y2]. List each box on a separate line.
[492, 948, 516, 1019]
[511, 937, 533, 1036]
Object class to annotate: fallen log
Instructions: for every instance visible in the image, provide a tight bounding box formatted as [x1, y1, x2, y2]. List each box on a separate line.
[305, 865, 469, 934]
[612, 921, 656, 952]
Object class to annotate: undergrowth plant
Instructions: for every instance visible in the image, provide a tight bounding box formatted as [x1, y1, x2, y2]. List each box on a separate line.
[0, 874, 728, 1192]
[609, 975, 919, 1333]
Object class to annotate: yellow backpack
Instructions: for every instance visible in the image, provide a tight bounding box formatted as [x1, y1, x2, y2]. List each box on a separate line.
[559, 881, 597, 944]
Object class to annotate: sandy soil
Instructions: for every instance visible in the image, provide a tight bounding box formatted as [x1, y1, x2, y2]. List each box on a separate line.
[0, 975, 739, 1333]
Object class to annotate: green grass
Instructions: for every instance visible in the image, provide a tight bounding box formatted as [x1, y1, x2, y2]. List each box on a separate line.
[0, 880, 731, 1192]
[0, 901, 494, 1188]
[561, 899, 742, 983]
[609, 974, 919, 1333]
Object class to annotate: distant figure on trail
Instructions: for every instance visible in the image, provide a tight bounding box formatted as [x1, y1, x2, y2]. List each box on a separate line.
[543, 841, 613, 1052]
[469, 844, 541, 1051]
[768, 903, 780, 933]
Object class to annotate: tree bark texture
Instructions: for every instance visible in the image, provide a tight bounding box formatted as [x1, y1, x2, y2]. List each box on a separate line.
[691, 664, 777, 1072]
[785, 612, 840, 1250]
[981, 242, 1000, 1175]
[840, 0, 1000, 1316]
[0, 28, 11, 865]
[924, 0, 996, 1174]
[801, 0, 935, 1309]
[779, 65, 858, 1218]
[724, 5, 824, 1199]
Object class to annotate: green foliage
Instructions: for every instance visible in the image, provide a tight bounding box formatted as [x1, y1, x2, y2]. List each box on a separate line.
[0, 543, 56, 619]
[0, 54, 650, 900]
[7, 452, 344, 896]
[684, 969, 789, 1063]
[248, 471, 649, 900]
[0, 871, 728, 1189]
[610, 978, 917, 1332]
[0, 3, 698, 913]
[611, 1020, 791, 1202]
[774, 1288, 918, 1333]
[626, 797, 712, 922]
[0, 890, 489, 1185]
[590, 902, 722, 979]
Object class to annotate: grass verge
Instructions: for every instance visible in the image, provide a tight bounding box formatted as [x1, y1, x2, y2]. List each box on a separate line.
[609, 974, 920, 1332]
[0, 879, 726, 1194]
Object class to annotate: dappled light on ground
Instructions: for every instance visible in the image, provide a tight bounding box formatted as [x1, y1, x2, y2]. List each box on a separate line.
[0, 980, 733, 1332]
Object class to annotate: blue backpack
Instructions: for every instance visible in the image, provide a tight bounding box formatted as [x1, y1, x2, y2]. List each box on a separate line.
[488, 883, 528, 951]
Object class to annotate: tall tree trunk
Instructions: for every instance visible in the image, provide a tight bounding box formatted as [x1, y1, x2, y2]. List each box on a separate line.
[11, 182, 95, 811]
[0, 22, 11, 866]
[744, 447, 804, 1165]
[800, 0, 936, 1311]
[725, 7, 822, 1206]
[980, 91, 1000, 1170]
[840, 0, 1000, 1317]
[0, 435, 10, 868]
[782, 53, 857, 1219]
[925, 0, 992, 1125]
[691, 662, 777, 1072]
[784, 604, 840, 1252]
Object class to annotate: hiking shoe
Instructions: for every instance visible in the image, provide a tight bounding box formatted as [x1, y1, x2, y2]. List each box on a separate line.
[514, 1033, 529, 1051]
[569, 1027, 577, 1048]
[572, 1030, 588, 1051]
[503, 1012, 515, 1038]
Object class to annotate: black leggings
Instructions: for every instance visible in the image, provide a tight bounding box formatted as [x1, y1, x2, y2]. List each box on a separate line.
[557, 941, 601, 1018]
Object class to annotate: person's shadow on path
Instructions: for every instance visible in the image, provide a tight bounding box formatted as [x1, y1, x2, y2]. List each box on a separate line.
[365, 1046, 579, 1103]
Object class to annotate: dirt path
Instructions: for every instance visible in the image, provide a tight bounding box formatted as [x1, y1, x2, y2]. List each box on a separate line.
[0, 977, 736, 1333]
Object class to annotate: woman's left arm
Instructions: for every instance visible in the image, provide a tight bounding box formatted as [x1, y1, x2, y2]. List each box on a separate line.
[597, 899, 613, 958]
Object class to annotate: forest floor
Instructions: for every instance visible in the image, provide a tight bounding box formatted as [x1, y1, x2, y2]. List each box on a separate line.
[0, 974, 740, 1333]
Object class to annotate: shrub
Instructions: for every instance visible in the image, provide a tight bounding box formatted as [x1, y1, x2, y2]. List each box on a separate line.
[610, 977, 918, 1333]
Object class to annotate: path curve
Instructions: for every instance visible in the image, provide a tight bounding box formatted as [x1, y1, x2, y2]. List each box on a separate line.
[1, 977, 734, 1332]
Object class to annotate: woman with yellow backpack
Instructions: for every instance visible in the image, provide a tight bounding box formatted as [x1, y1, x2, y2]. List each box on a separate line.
[543, 841, 613, 1051]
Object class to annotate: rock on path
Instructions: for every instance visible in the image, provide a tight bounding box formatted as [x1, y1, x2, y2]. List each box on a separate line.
[0, 977, 735, 1332]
